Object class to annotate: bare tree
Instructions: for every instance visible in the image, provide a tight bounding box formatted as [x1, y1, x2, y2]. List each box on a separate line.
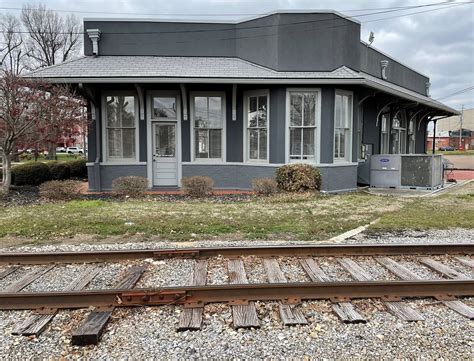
[21, 3, 82, 68]
[20, 3, 83, 159]
[0, 15, 28, 75]
[0, 72, 85, 194]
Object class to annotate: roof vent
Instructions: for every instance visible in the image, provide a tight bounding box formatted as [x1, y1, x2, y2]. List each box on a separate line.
[380, 60, 389, 80]
[426, 82, 431, 97]
[87, 29, 101, 56]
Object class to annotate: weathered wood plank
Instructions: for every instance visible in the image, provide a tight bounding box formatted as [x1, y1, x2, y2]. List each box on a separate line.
[300, 257, 365, 323]
[4, 265, 55, 293]
[228, 259, 259, 329]
[0, 266, 19, 280]
[419, 257, 469, 280]
[178, 260, 208, 331]
[442, 300, 474, 320]
[71, 265, 146, 346]
[384, 301, 424, 322]
[377, 258, 472, 319]
[263, 258, 307, 326]
[340, 258, 423, 321]
[12, 266, 101, 336]
[299, 258, 332, 282]
[337, 258, 372, 281]
[376, 257, 421, 280]
[454, 256, 474, 269]
[263, 259, 287, 283]
[332, 302, 366, 323]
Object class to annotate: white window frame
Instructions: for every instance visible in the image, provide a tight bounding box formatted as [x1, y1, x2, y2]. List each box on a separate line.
[285, 88, 322, 164]
[243, 89, 270, 163]
[408, 117, 416, 154]
[380, 112, 390, 154]
[391, 111, 407, 154]
[334, 89, 354, 162]
[190, 91, 226, 162]
[101, 91, 140, 164]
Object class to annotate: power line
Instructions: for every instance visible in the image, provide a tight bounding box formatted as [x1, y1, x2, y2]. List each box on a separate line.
[0, 1, 472, 36]
[0, 1, 467, 17]
[435, 86, 474, 100]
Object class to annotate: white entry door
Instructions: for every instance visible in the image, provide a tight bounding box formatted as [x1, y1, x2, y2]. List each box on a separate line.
[152, 122, 178, 186]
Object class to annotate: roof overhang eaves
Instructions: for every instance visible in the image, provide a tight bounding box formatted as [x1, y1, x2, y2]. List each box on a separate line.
[24, 76, 366, 85]
[363, 79, 459, 115]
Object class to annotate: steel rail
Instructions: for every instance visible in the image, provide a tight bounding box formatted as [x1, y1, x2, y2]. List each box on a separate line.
[0, 279, 472, 310]
[0, 243, 472, 265]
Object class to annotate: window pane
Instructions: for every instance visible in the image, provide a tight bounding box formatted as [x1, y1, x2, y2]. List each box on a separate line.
[107, 129, 121, 158]
[156, 124, 175, 157]
[259, 129, 267, 160]
[248, 96, 258, 128]
[209, 129, 222, 158]
[249, 129, 259, 160]
[339, 131, 345, 159]
[290, 128, 302, 156]
[303, 128, 314, 156]
[258, 96, 267, 128]
[208, 97, 222, 128]
[290, 95, 302, 126]
[106, 96, 135, 127]
[335, 95, 342, 128]
[194, 97, 208, 128]
[195, 129, 208, 158]
[153, 97, 176, 118]
[334, 129, 340, 158]
[122, 129, 136, 159]
[303, 94, 316, 126]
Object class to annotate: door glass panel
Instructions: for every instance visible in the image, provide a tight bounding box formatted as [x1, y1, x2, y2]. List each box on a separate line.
[155, 124, 175, 157]
[153, 97, 176, 119]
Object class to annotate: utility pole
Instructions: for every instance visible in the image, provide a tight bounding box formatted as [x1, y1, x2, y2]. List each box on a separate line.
[459, 104, 464, 151]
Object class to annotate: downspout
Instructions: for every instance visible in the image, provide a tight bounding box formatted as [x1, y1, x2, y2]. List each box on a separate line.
[432, 119, 437, 154]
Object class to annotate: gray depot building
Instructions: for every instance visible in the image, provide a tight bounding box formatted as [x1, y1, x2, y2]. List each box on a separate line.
[27, 10, 458, 192]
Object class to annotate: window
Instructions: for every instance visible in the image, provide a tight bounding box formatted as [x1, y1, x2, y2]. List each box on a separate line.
[104, 95, 137, 161]
[289, 91, 317, 161]
[334, 91, 353, 161]
[192, 95, 225, 160]
[153, 97, 177, 119]
[408, 118, 416, 153]
[245, 92, 268, 161]
[391, 112, 407, 154]
[380, 113, 390, 154]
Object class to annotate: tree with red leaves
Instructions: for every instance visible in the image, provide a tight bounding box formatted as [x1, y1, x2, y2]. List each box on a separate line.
[0, 71, 85, 194]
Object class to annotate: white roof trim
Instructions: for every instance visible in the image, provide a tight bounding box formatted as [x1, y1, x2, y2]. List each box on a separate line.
[84, 9, 361, 25]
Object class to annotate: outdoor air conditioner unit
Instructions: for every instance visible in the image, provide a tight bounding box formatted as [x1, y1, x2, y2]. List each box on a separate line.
[370, 154, 443, 190]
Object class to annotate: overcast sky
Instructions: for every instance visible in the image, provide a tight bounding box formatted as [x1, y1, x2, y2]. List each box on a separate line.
[2, 0, 473, 110]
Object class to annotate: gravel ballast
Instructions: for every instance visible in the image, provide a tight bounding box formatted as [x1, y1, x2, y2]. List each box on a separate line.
[0, 230, 472, 358]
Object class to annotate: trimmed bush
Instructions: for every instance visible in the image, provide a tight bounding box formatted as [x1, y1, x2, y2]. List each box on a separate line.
[181, 176, 214, 198]
[12, 163, 51, 186]
[252, 177, 278, 196]
[275, 164, 321, 192]
[112, 176, 148, 198]
[39, 180, 83, 201]
[49, 162, 71, 180]
[67, 159, 87, 179]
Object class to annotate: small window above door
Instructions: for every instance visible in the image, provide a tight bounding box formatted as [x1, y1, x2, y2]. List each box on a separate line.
[153, 97, 177, 119]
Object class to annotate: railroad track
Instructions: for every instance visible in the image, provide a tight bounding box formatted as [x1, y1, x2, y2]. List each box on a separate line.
[0, 243, 473, 346]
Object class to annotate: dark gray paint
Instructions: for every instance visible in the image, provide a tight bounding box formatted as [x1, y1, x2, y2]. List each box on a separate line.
[320, 87, 335, 163]
[84, 12, 427, 94]
[87, 164, 147, 191]
[269, 87, 286, 163]
[360, 45, 429, 95]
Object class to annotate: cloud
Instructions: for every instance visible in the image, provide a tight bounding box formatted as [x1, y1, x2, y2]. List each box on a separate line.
[2, 0, 473, 108]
